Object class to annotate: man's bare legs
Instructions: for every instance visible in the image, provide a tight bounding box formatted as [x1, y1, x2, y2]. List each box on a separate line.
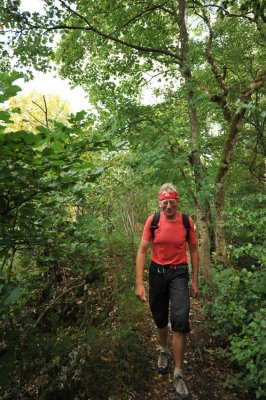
[157, 326, 169, 373]
[158, 327, 186, 366]
[172, 331, 186, 370]
[158, 326, 168, 348]
[172, 332, 189, 397]
[157, 327, 189, 398]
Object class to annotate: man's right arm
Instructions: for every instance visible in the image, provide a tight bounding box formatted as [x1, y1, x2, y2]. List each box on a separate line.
[135, 239, 150, 302]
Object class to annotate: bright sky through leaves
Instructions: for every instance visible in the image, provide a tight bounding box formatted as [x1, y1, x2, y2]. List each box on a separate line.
[17, 0, 88, 113]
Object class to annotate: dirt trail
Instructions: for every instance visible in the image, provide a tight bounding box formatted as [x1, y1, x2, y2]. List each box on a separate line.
[139, 298, 252, 400]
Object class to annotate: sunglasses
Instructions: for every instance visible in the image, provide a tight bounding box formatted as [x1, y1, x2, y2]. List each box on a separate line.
[160, 199, 177, 207]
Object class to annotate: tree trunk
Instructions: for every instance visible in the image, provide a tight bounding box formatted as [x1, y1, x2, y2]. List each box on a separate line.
[202, 5, 266, 265]
[215, 212, 227, 265]
[175, 0, 212, 276]
[196, 205, 212, 278]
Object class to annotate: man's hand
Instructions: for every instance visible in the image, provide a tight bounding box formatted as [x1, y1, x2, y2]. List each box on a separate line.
[190, 282, 199, 298]
[135, 283, 147, 302]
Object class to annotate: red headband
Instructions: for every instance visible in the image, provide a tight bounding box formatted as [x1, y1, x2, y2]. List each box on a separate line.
[158, 192, 178, 200]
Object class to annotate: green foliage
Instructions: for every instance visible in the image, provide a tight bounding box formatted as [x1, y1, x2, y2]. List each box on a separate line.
[0, 274, 22, 319]
[0, 71, 107, 278]
[224, 193, 266, 268]
[0, 71, 104, 396]
[202, 265, 266, 398]
[0, 253, 149, 399]
[6, 90, 72, 132]
[2, 0, 265, 276]
[229, 309, 266, 398]
[0, 71, 22, 102]
[0, 72, 150, 399]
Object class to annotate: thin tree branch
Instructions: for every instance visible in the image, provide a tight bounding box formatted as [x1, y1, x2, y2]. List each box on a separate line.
[143, 69, 171, 85]
[157, 5, 175, 16]
[192, 1, 257, 23]
[26, 109, 46, 127]
[215, 70, 266, 193]
[169, 142, 199, 207]
[112, 0, 172, 33]
[20, 0, 181, 62]
[34, 281, 85, 327]
[240, 71, 266, 101]
[32, 100, 46, 114]
[42, 95, 49, 127]
[193, 5, 232, 122]
[1, 249, 9, 271]
[21, 111, 35, 129]
[0, 191, 39, 216]
[30, 96, 49, 127]
[57, 0, 92, 27]
[7, 246, 16, 281]
[28, 22, 181, 61]
[192, 0, 266, 40]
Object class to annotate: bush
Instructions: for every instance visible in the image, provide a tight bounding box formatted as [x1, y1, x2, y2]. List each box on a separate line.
[225, 193, 266, 269]
[202, 265, 266, 399]
[229, 309, 266, 398]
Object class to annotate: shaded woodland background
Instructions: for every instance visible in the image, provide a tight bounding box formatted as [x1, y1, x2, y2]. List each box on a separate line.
[0, 0, 265, 399]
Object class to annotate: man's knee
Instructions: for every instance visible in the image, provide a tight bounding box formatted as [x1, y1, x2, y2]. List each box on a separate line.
[152, 310, 168, 329]
[170, 307, 190, 333]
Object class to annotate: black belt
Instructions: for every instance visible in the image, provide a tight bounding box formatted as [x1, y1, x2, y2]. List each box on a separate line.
[151, 261, 188, 273]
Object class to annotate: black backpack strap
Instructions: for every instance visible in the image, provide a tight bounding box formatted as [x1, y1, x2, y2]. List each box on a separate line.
[150, 211, 160, 240]
[182, 213, 190, 242]
[151, 211, 190, 241]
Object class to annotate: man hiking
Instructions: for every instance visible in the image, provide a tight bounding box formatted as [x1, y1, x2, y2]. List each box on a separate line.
[135, 183, 199, 400]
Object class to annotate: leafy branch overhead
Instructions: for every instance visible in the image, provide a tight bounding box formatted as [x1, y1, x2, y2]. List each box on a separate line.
[0, 72, 111, 278]
[1, 0, 265, 268]
[4, 0, 182, 63]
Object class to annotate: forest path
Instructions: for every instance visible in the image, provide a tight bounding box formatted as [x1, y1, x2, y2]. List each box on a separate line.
[138, 296, 252, 400]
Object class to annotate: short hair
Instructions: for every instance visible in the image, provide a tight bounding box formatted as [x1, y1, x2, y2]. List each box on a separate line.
[159, 182, 178, 194]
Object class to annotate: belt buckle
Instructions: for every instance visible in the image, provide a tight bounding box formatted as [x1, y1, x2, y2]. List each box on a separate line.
[157, 265, 165, 274]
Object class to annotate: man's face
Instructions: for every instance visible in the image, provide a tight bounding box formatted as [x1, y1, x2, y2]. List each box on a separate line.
[159, 197, 178, 219]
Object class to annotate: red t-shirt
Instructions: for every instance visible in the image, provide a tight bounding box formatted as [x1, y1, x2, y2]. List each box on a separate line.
[142, 211, 197, 265]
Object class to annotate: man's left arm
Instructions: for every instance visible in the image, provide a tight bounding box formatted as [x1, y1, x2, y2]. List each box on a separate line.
[188, 243, 199, 298]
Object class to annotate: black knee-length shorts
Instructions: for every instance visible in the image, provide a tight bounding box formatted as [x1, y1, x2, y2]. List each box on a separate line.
[149, 261, 190, 333]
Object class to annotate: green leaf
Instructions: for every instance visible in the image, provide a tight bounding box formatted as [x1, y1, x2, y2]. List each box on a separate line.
[0, 110, 12, 122]
[42, 147, 54, 156]
[115, 140, 127, 148]
[3, 286, 23, 305]
[21, 132, 41, 145]
[93, 166, 105, 175]
[0, 71, 23, 102]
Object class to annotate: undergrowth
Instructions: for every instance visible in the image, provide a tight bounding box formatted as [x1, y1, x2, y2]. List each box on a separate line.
[0, 241, 149, 399]
[201, 265, 266, 399]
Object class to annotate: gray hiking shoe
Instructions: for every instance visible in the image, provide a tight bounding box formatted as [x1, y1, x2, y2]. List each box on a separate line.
[173, 374, 189, 400]
[157, 351, 169, 374]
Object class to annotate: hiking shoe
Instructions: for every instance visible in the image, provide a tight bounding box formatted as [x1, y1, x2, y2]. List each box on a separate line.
[157, 351, 169, 374]
[173, 374, 189, 400]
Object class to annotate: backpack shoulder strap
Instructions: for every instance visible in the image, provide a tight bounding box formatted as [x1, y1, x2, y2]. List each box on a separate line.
[182, 213, 191, 242]
[150, 211, 160, 240]
[150, 211, 190, 241]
